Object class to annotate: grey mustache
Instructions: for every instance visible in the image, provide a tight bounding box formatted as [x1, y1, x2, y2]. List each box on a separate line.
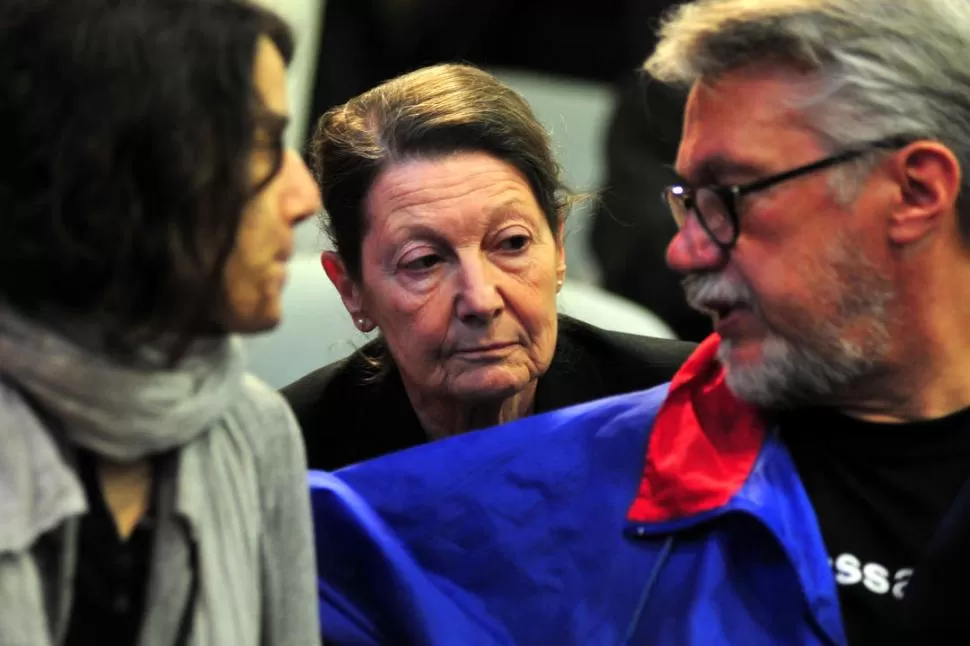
[683, 274, 755, 313]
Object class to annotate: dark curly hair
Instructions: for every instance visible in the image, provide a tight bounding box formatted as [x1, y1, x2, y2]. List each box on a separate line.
[0, 0, 293, 360]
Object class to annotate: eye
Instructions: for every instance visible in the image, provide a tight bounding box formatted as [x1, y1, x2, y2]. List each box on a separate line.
[250, 142, 286, 194]
[401, 254, 441, 272]
[497, 234, 531, 252]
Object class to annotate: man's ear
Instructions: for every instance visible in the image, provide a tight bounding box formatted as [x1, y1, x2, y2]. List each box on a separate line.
[887, 141, 962, 246]
[321, 251, 375, 332]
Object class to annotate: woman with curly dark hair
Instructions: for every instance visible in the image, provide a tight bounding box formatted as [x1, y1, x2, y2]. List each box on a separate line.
[0, 1, 322, 644]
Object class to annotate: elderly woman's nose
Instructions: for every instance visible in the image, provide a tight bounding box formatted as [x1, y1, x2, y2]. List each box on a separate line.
[455, 256, 504, 324]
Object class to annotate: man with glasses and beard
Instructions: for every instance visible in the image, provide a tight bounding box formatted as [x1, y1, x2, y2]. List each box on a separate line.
[309, 0, 970, 643]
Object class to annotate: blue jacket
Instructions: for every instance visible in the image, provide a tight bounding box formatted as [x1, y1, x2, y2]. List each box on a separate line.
[309, 338, 847, 645]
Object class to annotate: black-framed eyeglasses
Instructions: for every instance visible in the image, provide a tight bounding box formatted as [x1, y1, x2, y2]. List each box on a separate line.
[663, 136, 911, 250]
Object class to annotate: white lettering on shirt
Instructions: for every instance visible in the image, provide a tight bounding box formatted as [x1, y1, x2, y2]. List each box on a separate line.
[827, 554, 913, 599]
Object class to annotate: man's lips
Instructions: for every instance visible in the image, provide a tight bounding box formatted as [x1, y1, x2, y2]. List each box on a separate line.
[694, 297, 749, 317]
[704, 302, 758, 336]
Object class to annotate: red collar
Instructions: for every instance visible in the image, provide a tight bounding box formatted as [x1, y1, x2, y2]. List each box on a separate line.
[627, 334, 767, 523]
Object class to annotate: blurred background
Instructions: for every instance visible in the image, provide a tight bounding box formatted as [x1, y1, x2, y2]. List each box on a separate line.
[248, 0, 712, 386]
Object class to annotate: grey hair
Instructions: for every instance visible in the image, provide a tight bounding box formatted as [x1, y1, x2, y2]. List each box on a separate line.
[645, 0, 970, 233]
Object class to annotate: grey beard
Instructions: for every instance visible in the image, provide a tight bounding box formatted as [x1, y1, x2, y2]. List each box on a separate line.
[718, 330, 879, 409]
[684, 240, 893, 409]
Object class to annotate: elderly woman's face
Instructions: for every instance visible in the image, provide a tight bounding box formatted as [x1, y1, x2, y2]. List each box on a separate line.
[352, 152, 565, 403]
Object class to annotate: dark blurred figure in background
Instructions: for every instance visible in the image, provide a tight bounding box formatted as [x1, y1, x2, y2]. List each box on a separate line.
[311, 0, 677, 113]
[589, 76, 711, 342]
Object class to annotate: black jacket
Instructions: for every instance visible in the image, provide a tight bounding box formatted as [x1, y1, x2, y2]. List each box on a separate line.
[282, 316, 695, 471]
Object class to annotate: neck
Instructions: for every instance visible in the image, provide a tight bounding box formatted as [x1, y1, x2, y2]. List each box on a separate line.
[406, 381, 538, 441]
[840, 247, 970, 423]
[97, 457, 154, 539]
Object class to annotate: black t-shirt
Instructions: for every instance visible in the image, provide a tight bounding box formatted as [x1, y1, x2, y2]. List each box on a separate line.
[64, 449, 157, 646]
[782, 407, 970, 645]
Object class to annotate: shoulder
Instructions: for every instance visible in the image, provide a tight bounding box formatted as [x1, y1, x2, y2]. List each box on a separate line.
[280, 339, 383, 424]
[538, 384, 672, 435]
[279, 339, 427, 470]
[551, 316, 695, 397]
[222, 373, 305, 470]
[334, 384, 670, 511]
[233, 372, 296, 428]
[280, 361, 345, 421]
[558, 315, 695, 369]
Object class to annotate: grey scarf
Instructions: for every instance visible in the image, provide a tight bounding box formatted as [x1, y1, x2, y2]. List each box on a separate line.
[0, 305, 245, 461]
[0, 305, 248, 646]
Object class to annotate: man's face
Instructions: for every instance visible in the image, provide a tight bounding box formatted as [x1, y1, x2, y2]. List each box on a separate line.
[667, 64, 897, 408]
[220, 36, 322, 334]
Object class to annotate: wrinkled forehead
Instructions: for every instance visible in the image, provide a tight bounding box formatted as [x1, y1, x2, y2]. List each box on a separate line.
[364, 153, 546, 240]
[676, 64, 824, 182]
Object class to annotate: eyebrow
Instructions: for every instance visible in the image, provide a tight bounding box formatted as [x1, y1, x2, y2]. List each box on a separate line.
[486, 197, 534, 216]
[675, 155, 768, 187]
[384, 197, 538, 248]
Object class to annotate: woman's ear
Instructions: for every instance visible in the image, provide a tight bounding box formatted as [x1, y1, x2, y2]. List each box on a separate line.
[321, 251, 375, 331]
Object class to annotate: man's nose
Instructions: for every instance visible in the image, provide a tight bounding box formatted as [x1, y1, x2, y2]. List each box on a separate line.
[666, 213, 727, 275]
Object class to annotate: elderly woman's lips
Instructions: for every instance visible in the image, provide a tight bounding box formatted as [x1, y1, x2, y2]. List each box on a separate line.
[451, 342, 517, 357]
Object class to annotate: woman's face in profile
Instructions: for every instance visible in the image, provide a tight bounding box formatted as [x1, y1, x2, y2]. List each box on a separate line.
[354, 151, 565, 403]
[221, 37, 321, 334]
